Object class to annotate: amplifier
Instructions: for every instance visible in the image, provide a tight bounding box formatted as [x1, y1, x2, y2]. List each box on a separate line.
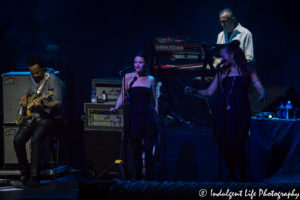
[92, 78, 122, 103]
[3, 126, 31, 165]
[2, 71, 59, 124]
[3, 126, 51, 166]
[84, 130, 134, 180]
[2, 72, 30, 124]
[84, 103, 125, 132]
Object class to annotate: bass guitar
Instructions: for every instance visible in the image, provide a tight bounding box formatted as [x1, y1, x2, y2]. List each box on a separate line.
[15, 91, 53, 125]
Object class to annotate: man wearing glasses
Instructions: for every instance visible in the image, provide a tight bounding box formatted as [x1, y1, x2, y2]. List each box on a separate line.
[216, 8, 254, 62]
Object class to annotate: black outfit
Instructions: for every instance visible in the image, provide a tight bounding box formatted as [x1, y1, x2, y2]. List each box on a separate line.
[128, 87, 157, 181]
[129, 87, 157, 139]
[14, 119, 56, 177]
[214, 76, 252, 181]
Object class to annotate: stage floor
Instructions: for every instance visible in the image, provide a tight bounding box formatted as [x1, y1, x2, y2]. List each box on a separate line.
[2, 175, 300, 200]
[0, 174, 84, 200]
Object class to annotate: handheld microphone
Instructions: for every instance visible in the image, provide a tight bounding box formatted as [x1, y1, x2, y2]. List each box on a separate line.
[215, 59, 226, 70]
[119, 65, 134, 76]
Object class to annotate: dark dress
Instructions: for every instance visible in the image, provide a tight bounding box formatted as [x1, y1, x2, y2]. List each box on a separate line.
[128, 87, 157, 139]
[214, 76, 252, 154]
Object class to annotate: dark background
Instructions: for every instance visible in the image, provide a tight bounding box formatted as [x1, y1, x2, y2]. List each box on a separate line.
[0, 0, 299, 116]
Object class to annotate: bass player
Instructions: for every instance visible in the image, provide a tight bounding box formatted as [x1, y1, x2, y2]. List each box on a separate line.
[13, 55, 63, 187]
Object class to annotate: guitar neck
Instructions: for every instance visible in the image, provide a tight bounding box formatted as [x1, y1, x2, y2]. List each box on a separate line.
[27, 95, 45, 109]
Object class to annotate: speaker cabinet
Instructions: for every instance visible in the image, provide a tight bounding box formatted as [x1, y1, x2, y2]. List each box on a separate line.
[2, 72, 30, 124]
[3, 126, 51, 166]
[84, 130, 122, 177]
[3, 126, 31, 165]
[248, 86, 296, 113]
[84, 130, 134, 179]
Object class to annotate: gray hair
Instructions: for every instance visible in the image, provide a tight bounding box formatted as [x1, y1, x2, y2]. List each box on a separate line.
[219, 8, 237, 19]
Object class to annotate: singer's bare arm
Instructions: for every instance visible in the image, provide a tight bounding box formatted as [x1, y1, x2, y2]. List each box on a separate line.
[251, 69, 266, 101]
[149, 77, 158, 116]
[185, 73, 219, 97]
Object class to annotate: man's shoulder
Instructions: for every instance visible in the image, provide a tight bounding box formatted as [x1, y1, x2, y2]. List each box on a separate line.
[48, 72, 62, 83]
[148, 75, 155, 81]
[237, 24, 252, 35]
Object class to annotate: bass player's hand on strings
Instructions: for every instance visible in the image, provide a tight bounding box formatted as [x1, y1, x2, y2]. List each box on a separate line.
[33, 99, 43, 108]
[19, 96, 27, 107]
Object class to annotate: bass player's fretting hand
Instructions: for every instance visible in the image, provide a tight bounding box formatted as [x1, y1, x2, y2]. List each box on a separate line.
[33, 99, 43, 108]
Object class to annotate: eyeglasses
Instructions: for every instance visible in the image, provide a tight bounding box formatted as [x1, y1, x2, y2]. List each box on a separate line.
[219, 17, 235, 25]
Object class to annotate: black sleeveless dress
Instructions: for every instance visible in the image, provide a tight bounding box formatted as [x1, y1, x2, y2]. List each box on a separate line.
[127, 87, 157, 139]
[213, 76, 252, 153]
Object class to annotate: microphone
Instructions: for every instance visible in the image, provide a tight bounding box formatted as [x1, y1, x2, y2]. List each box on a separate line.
[215, 59, 226, 70]
[119, 65, 134, 76]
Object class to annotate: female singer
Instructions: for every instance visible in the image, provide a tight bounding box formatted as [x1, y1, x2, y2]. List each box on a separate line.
[185, 40, 265, 182]
[110, 52, 158, 181]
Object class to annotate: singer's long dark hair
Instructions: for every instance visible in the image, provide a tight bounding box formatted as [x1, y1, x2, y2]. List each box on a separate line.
[220, 40, 255, 78]
[134, 52, 150, 75]
[135, 52, 149, 64]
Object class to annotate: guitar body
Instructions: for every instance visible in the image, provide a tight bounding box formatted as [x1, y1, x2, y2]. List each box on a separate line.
[15, 94, 36, 125]
[27, 94, 36, 103]
[15, 91, 53, 125]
